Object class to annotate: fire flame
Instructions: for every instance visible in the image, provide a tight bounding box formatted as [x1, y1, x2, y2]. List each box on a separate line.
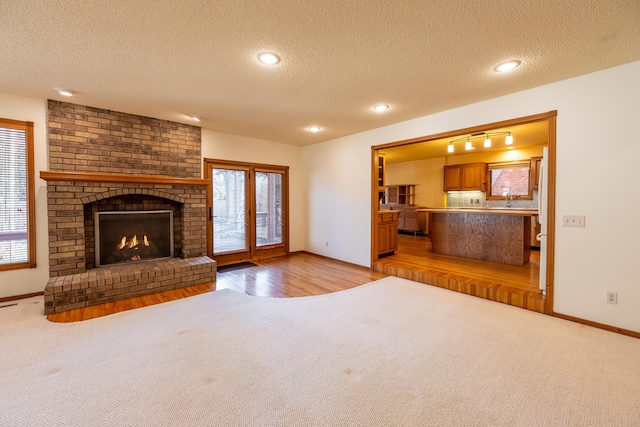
[117, 234, 151, 250]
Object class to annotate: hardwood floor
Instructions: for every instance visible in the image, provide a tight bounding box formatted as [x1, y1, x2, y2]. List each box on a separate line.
[48, 237, 545, 322]
[215, 252, 387, 297]
[374, 233, 545, 313]
[47, 252, 387, 323]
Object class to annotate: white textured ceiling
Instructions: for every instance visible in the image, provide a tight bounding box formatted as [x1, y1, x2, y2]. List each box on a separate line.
[1, 0, 639, 146]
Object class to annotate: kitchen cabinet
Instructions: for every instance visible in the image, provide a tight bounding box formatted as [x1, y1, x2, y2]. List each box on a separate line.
[377, 210, 399, 255]
[385, 184, 415, 205]
[444, 163, 487, 191]
[531, 215, 542, 248]
[444, 165, 462, 191]
[530, 156, 542, 190]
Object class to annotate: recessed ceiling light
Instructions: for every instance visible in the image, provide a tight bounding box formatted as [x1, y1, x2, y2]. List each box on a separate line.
[494, 60, 521, 73]
[56, 88, 74, 97]
[308, 126, 321, 132]
[191, 116, 200, 122]
[373, 104, 389, 112]
[257, 52, 281, 65]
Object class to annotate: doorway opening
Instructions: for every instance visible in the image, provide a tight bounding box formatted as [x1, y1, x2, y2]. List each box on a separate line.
[371, 111, 556, 314]
[205, 159, 289, 266]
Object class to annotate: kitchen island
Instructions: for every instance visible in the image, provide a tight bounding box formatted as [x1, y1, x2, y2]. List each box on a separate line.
[418, 208, 538, 266]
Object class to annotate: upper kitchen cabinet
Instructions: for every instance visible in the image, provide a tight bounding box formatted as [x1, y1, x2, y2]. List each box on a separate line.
[444, 163, 487, 191]
[444, 165, 462, 191]
[530, 156, 542, 190]
[461, 163, 486, 190]
[385, 184, 416, 205]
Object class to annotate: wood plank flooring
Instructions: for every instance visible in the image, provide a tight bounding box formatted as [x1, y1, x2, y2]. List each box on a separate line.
[48, 236, 545, 322]
[215, 253, 386, 297]
[374, 233, 545, 313]
[47, 252, 387, 323]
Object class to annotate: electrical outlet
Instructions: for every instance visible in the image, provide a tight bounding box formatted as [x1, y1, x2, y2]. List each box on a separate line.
[325, 241, 328, 247]
[606, 291, 617, 304]
[563, 215, 585, 227]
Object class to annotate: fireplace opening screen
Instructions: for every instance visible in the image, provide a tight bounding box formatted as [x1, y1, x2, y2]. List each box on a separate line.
[95, 210, 174, 267]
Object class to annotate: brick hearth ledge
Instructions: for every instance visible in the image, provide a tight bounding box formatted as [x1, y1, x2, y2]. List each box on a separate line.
[44, 256, 216, 314]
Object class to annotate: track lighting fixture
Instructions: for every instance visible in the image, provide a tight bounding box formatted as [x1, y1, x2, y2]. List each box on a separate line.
[447, 131, 513, 153]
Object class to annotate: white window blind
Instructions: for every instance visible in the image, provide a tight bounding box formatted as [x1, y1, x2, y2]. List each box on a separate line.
[0, 124, 29, 265]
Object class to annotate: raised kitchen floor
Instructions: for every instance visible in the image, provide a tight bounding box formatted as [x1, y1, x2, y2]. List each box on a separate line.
[373, 234, 544, 313]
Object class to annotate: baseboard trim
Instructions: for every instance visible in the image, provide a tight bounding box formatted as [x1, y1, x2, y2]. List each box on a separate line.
[297, 251, 371, 270]
[553, 312, 640, 339]
[0, 291, 44, 303]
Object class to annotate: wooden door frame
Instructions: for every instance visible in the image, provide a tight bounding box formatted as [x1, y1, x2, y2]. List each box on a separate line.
[205, 158, 290, 266]
[371, 111, 557, 315]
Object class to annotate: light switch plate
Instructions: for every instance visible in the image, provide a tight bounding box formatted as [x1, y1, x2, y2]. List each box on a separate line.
[563, 215, 585, 227]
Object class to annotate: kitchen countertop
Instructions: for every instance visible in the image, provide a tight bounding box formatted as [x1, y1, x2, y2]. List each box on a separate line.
[417, 207, 538, 216]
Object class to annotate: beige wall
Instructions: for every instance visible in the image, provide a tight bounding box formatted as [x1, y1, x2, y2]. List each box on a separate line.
[445, 145, 545, 165]
[200, 129, 305, 253]
[385, 158, 446, 207]
[0, 100, 305, 298]
[0, 94, 49, 298]
[385, 145, 546, 207]
[303, 61, 640, 333]
[2, 61, 640, 333]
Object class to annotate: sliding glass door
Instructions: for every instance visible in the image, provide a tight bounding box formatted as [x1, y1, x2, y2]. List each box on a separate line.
[211, 166, 249, 257]
[255, 170, 283, 247]
[206, 160, 288, 266]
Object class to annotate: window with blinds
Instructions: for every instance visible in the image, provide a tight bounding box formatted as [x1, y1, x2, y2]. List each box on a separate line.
[0, 118, 35, 270]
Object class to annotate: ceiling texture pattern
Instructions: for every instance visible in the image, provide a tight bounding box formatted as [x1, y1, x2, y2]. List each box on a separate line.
[1, 0, 639, 145]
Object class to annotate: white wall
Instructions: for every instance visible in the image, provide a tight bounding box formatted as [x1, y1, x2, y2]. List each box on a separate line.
[303, 137, 373, 266]
[0, 94, 49, 298]
[201, 130, 305, 252]
[303, 61, 640, 332]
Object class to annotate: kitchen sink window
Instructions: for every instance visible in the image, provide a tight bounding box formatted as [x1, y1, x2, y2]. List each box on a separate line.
[487, 161, 532, 199]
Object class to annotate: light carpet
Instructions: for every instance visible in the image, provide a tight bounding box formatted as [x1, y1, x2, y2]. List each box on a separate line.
[1, 277, 639, 426]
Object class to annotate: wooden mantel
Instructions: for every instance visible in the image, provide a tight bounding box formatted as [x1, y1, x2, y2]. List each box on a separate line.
[40, 171, 209, 186]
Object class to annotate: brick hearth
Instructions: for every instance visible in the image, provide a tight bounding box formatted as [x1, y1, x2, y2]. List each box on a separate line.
[44, 256, 215, 314]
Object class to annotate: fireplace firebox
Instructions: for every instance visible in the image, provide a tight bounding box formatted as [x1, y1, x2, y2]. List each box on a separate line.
[94, 210, 174, 267]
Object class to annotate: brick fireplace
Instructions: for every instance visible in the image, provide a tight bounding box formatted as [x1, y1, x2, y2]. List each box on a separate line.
[42, 101, 216, 314]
